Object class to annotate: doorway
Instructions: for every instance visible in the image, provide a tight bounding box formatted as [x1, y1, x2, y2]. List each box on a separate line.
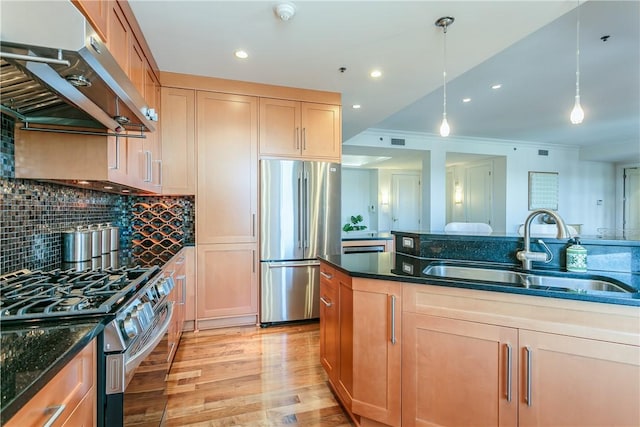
[391, 173, 421, 230]
[624, 167, 640, 237]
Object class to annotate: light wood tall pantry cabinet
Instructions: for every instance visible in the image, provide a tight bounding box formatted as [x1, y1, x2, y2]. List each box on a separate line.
[196, 91, 258, 245]
[259, 98, 341, 160]
[195, 91, 259, 326]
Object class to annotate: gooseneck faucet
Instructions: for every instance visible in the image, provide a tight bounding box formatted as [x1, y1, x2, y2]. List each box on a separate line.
[516, 209, 570, 270]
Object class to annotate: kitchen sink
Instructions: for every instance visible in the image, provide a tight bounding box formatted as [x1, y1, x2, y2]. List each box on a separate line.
[422, 264, 636, 294]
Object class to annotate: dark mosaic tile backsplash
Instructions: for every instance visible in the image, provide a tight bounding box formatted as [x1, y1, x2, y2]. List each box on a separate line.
[0, 114, 195, 274]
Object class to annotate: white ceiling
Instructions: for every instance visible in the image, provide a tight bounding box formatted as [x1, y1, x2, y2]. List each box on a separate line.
[129, 0, 639, 163]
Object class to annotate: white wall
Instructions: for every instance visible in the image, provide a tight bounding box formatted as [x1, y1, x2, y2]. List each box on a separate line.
[345, 129, 617, 236]
[341, 168, 377, 232]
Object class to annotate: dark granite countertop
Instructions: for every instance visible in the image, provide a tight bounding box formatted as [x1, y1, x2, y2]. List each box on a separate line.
[319, 252, 640, 307]
[341, 232, 394, 241]
[0, 317, 105, 424]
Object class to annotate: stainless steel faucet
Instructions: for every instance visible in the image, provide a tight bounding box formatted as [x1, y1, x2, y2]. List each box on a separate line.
[516, 209, 571, 270]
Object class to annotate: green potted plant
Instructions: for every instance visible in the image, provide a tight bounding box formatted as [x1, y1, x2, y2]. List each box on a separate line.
[343, 214, 367, 232]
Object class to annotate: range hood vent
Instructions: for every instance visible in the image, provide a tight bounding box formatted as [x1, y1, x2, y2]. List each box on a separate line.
[0, 1, 156, 133]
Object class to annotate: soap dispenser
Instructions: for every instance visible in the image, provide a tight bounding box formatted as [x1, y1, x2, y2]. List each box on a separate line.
[566, 238, 587, 272]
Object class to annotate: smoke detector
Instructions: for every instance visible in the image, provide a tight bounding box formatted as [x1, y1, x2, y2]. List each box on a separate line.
[274, 2, 296, 21]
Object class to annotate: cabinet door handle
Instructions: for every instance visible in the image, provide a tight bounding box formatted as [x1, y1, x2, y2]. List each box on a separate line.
[110, 135, 121, 170]
[320, 271, 333, 280]
[505, 343, 512, 402]
[295, 127, 300, 149]
[252, 250, 256, 273]
[177, 275, 187, 305]
[43, 404, 66, 427]
[320, 296, 332, 307]
[525, 346, 533, 406]
[144, 150, 152, 182]
[252, 213, 256, 237]
[302, 127, 307, 150]
[390, 294, 397, 344]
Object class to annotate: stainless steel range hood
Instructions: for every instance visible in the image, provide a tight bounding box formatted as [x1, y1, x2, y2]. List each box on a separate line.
[0, 1, 156, 133]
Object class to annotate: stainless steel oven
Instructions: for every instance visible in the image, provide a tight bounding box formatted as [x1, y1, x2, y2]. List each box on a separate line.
[102, 272, 175, 427]
[0, 266, 175, 427]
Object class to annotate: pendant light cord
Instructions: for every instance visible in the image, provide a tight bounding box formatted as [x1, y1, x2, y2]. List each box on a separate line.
[575, 2, 581, 99]
[442, 24, 448, 118]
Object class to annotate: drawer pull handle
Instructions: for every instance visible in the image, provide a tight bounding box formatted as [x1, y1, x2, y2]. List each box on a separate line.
[525, 346, 533, 406]
[505, 343, 512, 402]
[43, 404, 66, 427]
[320, 271, 333, 279]
[320, 296, 332, 307]
[390, 294, 397, 344]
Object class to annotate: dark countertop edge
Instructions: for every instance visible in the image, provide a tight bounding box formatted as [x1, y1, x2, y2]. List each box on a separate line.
[341, 233, 394, 241]
[390, 231, 640, 247]
[1, 319, 105, 423]
[319, 254, 640, 308]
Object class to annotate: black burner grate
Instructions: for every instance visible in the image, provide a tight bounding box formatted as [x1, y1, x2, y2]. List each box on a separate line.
[0, 267, 158, 321]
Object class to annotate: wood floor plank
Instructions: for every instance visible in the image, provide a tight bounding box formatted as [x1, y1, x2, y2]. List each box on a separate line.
[165, 322, 354, 427]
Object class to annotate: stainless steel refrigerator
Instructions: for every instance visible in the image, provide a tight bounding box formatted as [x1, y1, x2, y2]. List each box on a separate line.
[260, 159, 341, 325]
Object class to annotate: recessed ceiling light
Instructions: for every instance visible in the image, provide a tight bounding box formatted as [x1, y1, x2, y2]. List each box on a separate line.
[352, 104, 361, 109]
[103, 186, 113, 190]
[370, 70, 382, 78]
[462, 98, 471, 103]
[491, 84, 502, 90]
[234, 50, 249, 59]
[77, 180, 90, 185]
[121, 189, 130, 193]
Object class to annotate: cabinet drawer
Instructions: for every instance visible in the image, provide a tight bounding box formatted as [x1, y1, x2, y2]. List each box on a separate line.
[5, 340, 96, 427]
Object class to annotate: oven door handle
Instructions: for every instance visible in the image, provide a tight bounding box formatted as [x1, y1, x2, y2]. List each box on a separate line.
[125, 302, 173, 376]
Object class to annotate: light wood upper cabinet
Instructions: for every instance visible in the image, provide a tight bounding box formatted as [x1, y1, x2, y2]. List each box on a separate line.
[196, 243, 258, 320]
[161, 87, 196, 195]
[13, 125, 155, 192]
[259, 98, 341, 161]
[301, 102, 341, 160]
[107, 2, 130, 75]
[402, 313, 518, 427]
[351, 278, 402, 427]
[129, 36, 146, 99]
[196, 91, 258, 244]
[72, 0, 108, 43]
[518, 330, 639, 427]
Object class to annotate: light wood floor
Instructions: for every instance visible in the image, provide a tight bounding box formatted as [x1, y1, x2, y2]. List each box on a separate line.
[165, 322, 354, 427]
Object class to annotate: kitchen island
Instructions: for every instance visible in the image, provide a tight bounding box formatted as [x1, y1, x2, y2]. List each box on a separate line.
[319, 250, 640, 427]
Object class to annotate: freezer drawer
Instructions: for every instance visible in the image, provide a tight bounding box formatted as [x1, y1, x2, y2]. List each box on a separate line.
[260, 260, 320, 324]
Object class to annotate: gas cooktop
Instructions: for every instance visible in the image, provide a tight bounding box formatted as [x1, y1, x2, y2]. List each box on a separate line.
[0, 266, 160, 321]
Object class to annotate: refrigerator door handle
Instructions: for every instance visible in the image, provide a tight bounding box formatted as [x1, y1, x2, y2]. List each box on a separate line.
[297, 173, 303, 249]
[304, 171, 310, 249]
[266, 260, 321, 269]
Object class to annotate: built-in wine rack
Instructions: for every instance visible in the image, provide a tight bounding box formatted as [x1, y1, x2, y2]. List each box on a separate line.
[131, 202, 184, 265]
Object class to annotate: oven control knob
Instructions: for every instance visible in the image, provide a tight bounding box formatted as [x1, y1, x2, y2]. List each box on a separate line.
[156, 279, 173, 297]
[122, 316, 138, 339]
[140, 302, 154, 321]
[131, 305, 149, 329]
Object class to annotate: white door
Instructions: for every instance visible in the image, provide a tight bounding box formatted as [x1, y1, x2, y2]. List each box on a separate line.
[624, 167, 640, 238]
[465, 163, 493, 225]
[391, 174, 420, 230]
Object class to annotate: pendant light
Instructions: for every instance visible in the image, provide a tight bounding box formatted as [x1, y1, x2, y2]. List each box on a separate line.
[570, 2, 584, 124]
[436, 16, 454, 137]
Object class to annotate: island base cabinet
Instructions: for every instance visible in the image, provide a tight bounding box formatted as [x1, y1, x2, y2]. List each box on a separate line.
[402, 313, 518, 427]
[518, 330, 640, 427]
[352, 278, 402, 427]
[319, 264, 339, 385]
